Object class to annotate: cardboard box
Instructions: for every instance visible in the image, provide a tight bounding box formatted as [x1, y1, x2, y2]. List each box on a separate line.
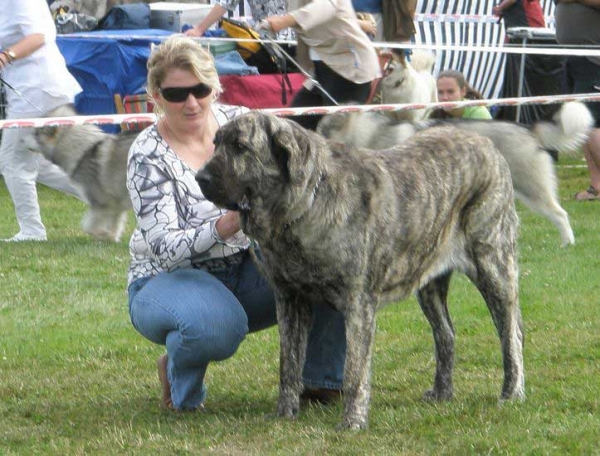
[150, 2, 213, 32]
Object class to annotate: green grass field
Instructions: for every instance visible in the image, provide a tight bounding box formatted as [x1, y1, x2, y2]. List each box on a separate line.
[0, 157, 599, 455]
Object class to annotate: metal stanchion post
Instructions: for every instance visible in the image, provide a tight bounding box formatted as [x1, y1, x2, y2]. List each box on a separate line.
[506, 27, 557, 123]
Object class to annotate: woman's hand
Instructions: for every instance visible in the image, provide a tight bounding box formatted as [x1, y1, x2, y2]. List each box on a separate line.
[215, 211, 241, 240]
[357, 19, 377, 36]
[184, 26, 205, 37]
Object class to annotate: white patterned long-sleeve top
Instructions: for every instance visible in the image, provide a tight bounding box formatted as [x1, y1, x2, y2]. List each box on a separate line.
[126, 104, 250, 287]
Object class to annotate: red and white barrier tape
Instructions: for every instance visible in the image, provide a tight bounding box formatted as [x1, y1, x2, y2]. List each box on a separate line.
[1, 93, 599, 131]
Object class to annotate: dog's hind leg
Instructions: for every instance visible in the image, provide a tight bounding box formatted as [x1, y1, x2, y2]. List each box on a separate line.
[416, 272, 455, 401]
[515, 190, 574, 247]
[341, 300, 376, 430]
[275, 290, 312, 420]
[469, 237, 525, 401]
[512, 153, 574, 246]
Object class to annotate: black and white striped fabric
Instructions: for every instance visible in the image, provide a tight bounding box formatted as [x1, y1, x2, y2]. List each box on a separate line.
[414, 0, 556, 99]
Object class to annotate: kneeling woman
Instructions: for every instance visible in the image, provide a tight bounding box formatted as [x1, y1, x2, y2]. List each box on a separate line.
[126, 35, 345, 411]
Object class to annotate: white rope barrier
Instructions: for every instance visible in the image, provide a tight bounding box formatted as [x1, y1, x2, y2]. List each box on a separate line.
[2, 93, 599, 130]
[56, 33, 600, 57]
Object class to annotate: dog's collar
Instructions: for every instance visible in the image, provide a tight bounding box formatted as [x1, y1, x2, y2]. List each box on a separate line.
[392, 72, 406, 89]
[283, 172, 325, 231]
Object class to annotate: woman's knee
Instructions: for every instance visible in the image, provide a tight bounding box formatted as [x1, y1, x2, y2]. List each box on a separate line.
[130, 269, 250, 359]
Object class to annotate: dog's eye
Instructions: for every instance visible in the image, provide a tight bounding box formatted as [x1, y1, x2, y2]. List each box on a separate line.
[236, 141, 251, 154]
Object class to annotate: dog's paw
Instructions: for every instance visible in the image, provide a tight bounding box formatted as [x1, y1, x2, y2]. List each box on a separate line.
[423, 388, 453, 401]
[336, 417, 368, 431]
[276, 403, 300, 420]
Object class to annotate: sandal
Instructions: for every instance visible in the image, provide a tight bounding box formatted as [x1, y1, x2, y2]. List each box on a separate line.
[157, 354, 174, 410]
[157, 355, 205, 412]
[574, 186, 600, 201]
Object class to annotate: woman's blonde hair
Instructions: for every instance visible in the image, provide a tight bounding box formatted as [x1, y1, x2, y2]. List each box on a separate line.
[146, 35, 222, 114]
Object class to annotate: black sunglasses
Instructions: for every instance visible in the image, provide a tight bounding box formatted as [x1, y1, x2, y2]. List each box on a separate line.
[159, 82, 212, 103]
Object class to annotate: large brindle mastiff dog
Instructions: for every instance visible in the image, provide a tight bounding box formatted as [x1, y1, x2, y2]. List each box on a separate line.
[196, 112, 525, 430]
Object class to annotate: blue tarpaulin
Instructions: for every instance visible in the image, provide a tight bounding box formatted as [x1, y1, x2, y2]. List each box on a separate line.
[57, 29, 170, 118]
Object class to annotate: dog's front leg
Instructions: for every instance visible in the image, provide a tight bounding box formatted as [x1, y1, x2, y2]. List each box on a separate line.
[275, 289, 311, 419]
[340, 299, 376, 430]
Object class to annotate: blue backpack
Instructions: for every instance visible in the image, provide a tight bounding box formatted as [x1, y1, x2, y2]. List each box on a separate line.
[98, 3, 151, 30]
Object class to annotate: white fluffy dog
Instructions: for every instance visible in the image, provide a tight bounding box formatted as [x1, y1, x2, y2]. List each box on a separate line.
[379, 49, 438, 121]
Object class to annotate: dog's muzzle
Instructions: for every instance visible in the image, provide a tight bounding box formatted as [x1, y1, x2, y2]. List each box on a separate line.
[196, 169, 250, 212]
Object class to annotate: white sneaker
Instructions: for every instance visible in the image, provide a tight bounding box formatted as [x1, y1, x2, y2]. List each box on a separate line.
[1, 232, 47, 242]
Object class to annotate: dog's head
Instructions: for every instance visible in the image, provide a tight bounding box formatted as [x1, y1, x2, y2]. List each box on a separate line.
[196, 112, 323, 230]
[22, 104, 79, 161]
[379, 49, 409, 91]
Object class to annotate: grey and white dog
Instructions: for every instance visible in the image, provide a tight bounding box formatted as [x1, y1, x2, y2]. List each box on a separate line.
[197, 112, 524, 430]
[25, 104, 136, 242]
[317, 102, 595, 246]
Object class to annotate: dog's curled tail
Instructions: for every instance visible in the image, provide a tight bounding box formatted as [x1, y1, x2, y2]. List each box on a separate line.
[409, 49, 436, 74]
[532, 101, 595, 155]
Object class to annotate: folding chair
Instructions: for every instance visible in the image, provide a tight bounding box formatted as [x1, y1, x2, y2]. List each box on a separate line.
[113, 93, 154, 131]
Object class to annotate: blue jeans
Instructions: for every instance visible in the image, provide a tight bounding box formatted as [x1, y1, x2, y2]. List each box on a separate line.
[128, 251, 346, 410]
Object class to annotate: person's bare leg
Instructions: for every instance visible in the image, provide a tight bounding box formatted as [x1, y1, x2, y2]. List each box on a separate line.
[575, 129, 600, 200]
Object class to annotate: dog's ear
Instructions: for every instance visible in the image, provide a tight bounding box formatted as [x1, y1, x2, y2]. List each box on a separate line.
[391, 48, 406, 66]
[37, 125, 59, 140]
[268, 116, 314, 186]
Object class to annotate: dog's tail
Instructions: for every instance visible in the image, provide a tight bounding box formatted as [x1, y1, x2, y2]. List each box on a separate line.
[409, 49, 436, 74]
[531, 101, 595, 156]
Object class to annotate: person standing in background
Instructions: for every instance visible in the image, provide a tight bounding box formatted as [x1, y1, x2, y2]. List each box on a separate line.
[0, 0, 84, 242]
[265, 0, 381, 131]
[383, 0, 417, 44]
[493, 0, 559, 124]
[493, 0, 545, 28]
[555, 0, 600, 201]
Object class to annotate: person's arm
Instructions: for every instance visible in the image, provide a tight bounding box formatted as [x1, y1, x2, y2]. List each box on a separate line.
[266, 0, 338, 33]
[266, 14, 299, 34]
[184, 4, 229, 37]
[492, 0, 517, 17]
[0, 33, 45, 69]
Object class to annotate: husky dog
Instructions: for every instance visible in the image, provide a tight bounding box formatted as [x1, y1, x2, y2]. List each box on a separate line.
[317, 102, 595, 246]
[379, 49, 438, 121]
[25, 104, 137, 242]
[197, 112, 523, 430]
